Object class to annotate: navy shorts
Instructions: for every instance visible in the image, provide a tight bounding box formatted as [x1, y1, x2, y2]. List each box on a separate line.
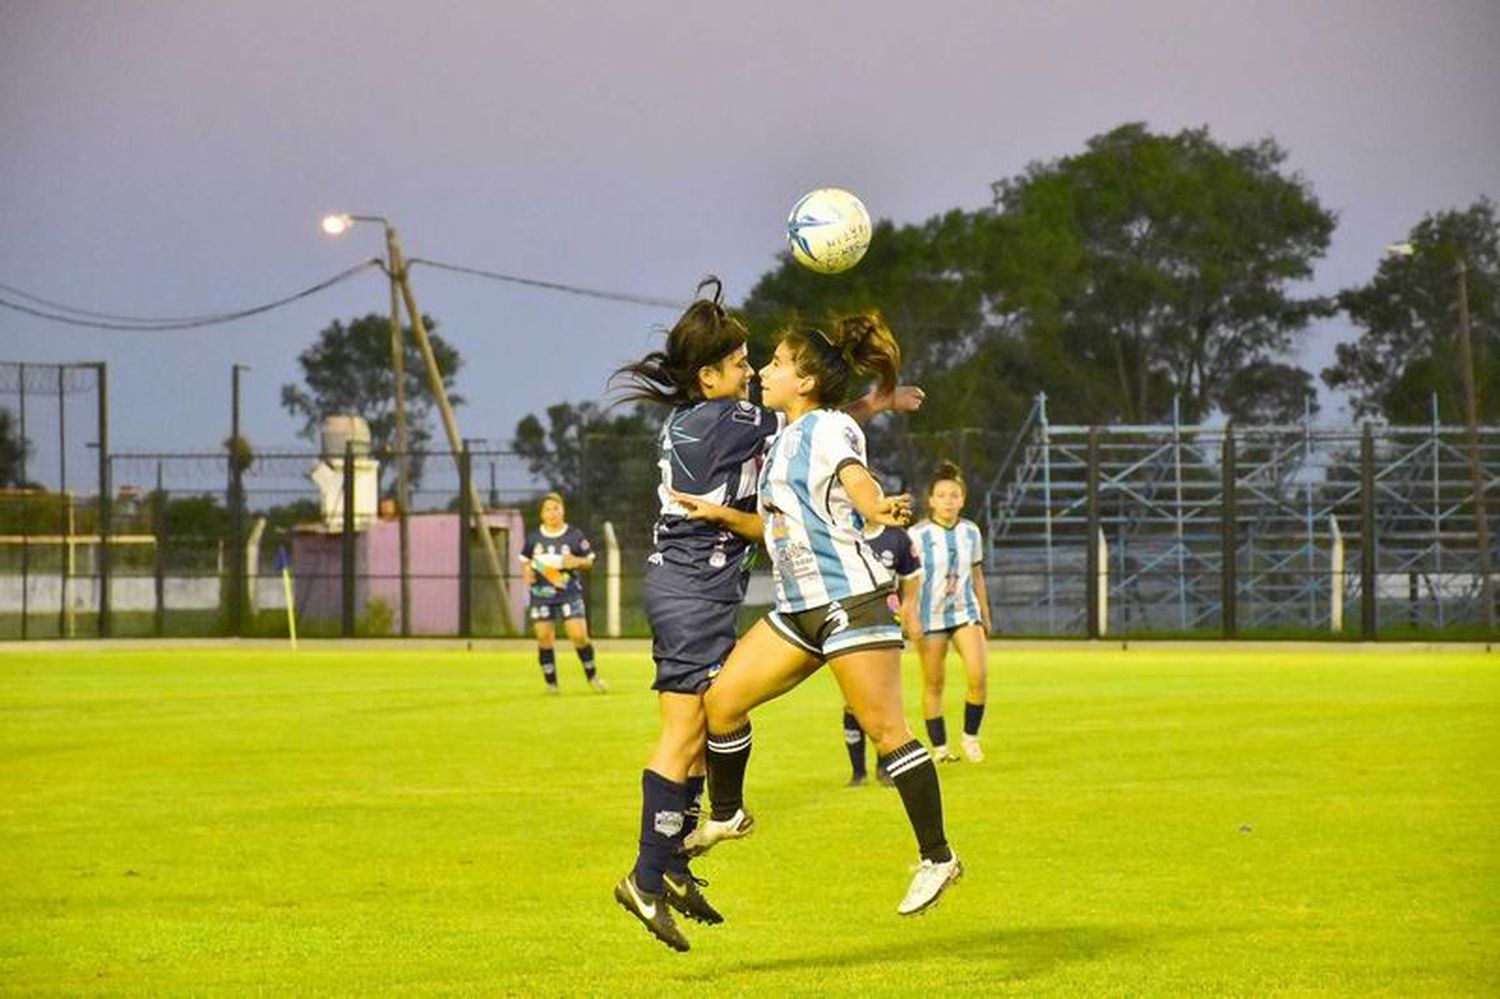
[644, 575, 739, 695]
[529, 596, 586, 623]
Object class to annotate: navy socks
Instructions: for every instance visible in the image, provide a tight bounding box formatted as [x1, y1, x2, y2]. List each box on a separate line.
[633, 769, 688, 895]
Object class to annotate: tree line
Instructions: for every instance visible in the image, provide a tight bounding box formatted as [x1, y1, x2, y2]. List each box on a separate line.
[2, 122, 1493, 544]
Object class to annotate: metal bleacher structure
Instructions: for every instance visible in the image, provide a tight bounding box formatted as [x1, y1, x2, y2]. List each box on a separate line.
[983, 393, 1499, 638]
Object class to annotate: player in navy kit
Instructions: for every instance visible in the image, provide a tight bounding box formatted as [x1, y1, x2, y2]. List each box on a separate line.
[843, 520, 921, 786]
[520, 492, 605, 694]
[610, 280, 922, 952]
[676, 314, 962, 918]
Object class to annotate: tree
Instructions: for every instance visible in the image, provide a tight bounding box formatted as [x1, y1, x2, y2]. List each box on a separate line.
[279, 313, 464, 489]
[1323, 199, 1499, 423]
[0, 407, 30, 488]
[982, 122, 1334, 424]
[512, 401, 662, 541]
[741, 211, 1026, 485]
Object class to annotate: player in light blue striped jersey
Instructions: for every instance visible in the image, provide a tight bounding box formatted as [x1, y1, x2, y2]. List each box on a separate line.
[675, 313, 962, 917]
[908, 461, 992, 763]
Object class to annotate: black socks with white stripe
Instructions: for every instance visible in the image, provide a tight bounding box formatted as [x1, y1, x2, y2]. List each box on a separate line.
[880, 739, 953, 863]
[705, 723, 752, 821]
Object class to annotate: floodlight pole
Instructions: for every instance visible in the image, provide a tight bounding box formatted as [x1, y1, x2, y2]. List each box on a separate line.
[383, 226, 514, 624]
[329, 214, 512, 631]
[383, 229, 413, 637]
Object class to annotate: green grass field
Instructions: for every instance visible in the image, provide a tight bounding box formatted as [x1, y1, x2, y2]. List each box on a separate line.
[2, 643, 1496, 996]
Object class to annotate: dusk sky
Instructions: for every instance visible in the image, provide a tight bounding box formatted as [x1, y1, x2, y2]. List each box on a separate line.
[3, 0, 1498, 489]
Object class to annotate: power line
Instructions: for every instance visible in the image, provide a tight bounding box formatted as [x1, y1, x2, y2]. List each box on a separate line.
[408, 257, 688, 310]
[0, 260, 384, 331]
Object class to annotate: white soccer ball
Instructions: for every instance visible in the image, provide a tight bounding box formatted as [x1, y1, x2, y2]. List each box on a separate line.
[786, 188, 872, 274]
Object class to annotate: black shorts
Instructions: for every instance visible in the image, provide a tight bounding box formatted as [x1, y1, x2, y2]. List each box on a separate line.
[644, 575, 739, 695]
[767, 586, 903, 660]
[529, 597, 586, 623]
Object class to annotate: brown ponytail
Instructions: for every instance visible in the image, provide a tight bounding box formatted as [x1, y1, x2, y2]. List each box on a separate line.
[782, 310, 900, 407]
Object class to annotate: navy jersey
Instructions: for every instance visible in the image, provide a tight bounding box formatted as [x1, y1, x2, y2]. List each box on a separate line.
[520, 524, 593, 605]
[864, 525, 921, 580]
[649, 398, 781, 602]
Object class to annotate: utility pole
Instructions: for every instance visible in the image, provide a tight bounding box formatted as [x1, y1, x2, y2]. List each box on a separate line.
[385, 225, 513, 629]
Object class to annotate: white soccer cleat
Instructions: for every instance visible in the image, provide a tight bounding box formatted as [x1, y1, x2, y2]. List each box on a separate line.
[960, 734, 984, 763]
[932, 745, 960, 763]
[898, 855, 963, 916]
[589, 677, 609, 693]
[681, 808, 755, 858]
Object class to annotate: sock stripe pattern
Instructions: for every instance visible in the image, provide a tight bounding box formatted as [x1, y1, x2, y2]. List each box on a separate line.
[884, 742, 933, 779]
[707, 726, 752, 754]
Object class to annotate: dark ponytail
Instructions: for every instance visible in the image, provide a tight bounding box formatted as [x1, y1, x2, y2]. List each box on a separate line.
[612, 276, 747, 406]
[782, 310, 900, 407]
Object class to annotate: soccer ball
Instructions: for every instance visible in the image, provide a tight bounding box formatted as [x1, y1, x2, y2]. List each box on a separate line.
[786, 188, 872, 274]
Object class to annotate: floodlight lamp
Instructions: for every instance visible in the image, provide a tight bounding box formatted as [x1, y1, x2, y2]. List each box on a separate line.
[321, 214, 353, 237]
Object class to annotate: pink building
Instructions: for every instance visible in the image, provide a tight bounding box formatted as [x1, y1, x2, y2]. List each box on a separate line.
[291, 510, 526, 634]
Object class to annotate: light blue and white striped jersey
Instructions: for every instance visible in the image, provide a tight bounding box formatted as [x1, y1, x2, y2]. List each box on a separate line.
[757, 409, 892, 612]
[909, 517, 985, 632]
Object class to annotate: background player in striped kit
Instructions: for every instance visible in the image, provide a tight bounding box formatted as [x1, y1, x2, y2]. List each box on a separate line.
[608, 281, 923, 950]
[908, 462, 992, 762]
[676, 314, 962, 917]
[843, 518, 921, 787]
[519, 492, 605, 694]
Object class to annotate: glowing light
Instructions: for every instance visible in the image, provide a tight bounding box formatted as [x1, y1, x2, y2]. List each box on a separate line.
[321, 214, 352, 237]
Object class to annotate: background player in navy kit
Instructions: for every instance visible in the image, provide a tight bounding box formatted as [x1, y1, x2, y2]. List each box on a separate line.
[519, 492, 605, 694]
[843, 520, 921, 786]
[610, 280, 922, 952]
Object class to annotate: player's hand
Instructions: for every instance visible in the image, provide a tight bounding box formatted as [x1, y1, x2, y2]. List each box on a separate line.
[875, 384, 925, 414]
[874, 492, 913, 527]
[668, 489, 731, 525]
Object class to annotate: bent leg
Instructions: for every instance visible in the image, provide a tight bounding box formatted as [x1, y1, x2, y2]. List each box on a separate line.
[700, 619, 819, 820]
[830, 647, 952, 864]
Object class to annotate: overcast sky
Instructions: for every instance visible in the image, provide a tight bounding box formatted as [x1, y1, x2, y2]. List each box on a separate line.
[3, 0, 1498, 489]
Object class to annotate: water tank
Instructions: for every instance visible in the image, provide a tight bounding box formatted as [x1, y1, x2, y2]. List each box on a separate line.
[321, 415, 372, 459]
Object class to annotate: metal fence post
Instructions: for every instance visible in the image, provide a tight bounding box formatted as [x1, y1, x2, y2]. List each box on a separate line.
[96, 364, 111, 637]
[228, 453, 244, 637]
[1221, 425, 1237, 638]
[1086, 426, 1101, 639]
[1360, 424, 1377, 639]
[153, 461, 165, 637]
[458, 446, 473, 638]
[342, 441, 356, 638]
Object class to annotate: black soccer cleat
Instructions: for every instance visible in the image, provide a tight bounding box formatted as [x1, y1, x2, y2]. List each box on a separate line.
[662, 869, 724, 925]
[614, 874, 690, 952]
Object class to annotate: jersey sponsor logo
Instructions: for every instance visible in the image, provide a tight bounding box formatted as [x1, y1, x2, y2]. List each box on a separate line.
[731, 401, 760, 424]
[654, 809, 685, 837]
[708, 550, 728, 569]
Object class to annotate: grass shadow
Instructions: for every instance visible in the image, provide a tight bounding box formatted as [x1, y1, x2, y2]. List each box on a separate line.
[668, 923, 1149, 986]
